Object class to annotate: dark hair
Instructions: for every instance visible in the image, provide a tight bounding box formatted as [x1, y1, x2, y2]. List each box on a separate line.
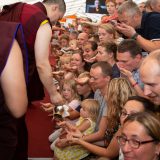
[59, 34, 69, 41]
[84, 41, 98, 51]
[91, 61, 112, 77]
[118, 39, 142, 58]
[43, 0, 66, 13]
[127, 96, 156, 113]
[101, 42, 117, 61]
[124, 112, 160, 142]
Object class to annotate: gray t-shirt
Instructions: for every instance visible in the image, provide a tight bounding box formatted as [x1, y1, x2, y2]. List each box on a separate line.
[94, 89, 107, 131]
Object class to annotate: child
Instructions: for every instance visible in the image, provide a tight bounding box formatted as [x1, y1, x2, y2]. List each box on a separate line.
[69, 39, 79, 51]
[52, 54, 75, 82]
[42, 80, 80, 149]
[53, 99, 100, 160]
[41, 79, 80, 119]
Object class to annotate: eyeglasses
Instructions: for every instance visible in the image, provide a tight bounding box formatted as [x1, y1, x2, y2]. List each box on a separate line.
[117, 136, 156, 149]
[120, 111, 131, 117]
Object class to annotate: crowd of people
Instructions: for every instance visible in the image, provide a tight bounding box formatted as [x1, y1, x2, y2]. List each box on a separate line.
[0, 0, 160, 160]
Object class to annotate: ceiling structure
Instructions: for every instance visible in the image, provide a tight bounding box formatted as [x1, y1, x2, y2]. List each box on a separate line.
[0, 0, 146, 21]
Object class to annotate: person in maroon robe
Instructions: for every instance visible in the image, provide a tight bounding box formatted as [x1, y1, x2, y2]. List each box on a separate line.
[0, 0, 66, 103]
[0, 0, 66, 159]
[0, 21, 27, 160]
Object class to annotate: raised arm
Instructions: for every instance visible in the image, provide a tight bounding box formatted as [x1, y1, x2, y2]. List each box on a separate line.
[116, 23, 160, 52]
[35, 23, 63, 105]
[1, 40, 28, 118]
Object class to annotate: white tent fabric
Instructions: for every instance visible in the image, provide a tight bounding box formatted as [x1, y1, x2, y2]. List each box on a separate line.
[0, 0, 146, 21]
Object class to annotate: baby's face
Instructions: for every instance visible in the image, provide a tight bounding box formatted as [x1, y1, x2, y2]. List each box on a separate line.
[61, 60, 71, 70]
[69, 41, 77, 49]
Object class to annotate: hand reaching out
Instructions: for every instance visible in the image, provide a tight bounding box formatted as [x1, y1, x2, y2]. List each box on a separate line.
[40, 102, 54, 112]
[84, 56, 96, 63]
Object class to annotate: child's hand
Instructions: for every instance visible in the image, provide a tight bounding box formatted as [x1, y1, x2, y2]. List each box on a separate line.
[55, 138, 69, 148]
[66, 134, 80, 145]
[75, 77, 89, 84]
[56, 121, 67, 128]
[40, 102, 53, 108]
[52, 71, 64, 76]
[40, 102, 54, 112]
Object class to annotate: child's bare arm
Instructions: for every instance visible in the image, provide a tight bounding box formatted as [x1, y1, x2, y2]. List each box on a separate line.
[77, 119, 91, 132]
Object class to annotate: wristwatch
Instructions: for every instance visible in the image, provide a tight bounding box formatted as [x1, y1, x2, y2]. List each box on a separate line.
[131, 33, 139, 40]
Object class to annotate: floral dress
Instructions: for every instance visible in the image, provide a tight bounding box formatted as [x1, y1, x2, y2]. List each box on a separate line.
[54, 117, 96, 160]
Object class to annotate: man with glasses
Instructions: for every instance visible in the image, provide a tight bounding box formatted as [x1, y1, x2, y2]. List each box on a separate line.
[116, 1, 160, 53]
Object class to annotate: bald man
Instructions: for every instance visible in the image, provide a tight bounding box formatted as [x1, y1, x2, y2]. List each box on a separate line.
[140, 49, 160, 105]
[77, 32, 89, 49]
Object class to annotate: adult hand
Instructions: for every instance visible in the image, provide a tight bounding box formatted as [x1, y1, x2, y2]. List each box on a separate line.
[116, 23, 136, 38]
[84, 56, 96, 63]
[119, 67, 132, 78]
[50, 92, 64, 106]
[68, 128, 83, 138]
[75, 77, 89, 84]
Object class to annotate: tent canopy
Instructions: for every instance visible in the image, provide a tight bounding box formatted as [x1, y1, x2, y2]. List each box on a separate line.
[0, 0, 146, 21]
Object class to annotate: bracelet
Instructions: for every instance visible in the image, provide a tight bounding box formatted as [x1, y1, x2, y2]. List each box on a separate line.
[131, 33, 139, 40]
[132, 82, 138, 87]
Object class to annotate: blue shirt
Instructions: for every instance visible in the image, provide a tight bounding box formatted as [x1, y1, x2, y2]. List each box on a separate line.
[136, 12, 160, 40]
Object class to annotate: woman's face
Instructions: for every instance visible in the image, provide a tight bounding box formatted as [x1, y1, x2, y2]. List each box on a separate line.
[121, 121, 159, 160]
[120, 100, 145, 125]
[70, 53, 84, 71]
[98, 28, 114, 44]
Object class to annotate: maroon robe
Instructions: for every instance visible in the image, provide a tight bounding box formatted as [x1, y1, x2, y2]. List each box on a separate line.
[0, 21, 26, 160]
[0, 2, 51, 101]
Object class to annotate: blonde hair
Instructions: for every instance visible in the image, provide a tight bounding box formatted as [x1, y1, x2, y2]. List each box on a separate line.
[106, 78, 135, 130]
[81, 99, 100, 122]
[62, 79, 79, 101]
[78, 71, 90, 79]
[99, 23, 117, 39]
[59, 54, 71, 65]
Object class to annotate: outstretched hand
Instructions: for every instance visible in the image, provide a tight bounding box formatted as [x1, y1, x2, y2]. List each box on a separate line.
[40, 102, 54, 112]
[84, 56, 96, 63]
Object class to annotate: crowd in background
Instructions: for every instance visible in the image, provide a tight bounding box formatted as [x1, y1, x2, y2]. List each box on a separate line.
[41, 0, 160, 159]
[0, 0, 160, 160]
